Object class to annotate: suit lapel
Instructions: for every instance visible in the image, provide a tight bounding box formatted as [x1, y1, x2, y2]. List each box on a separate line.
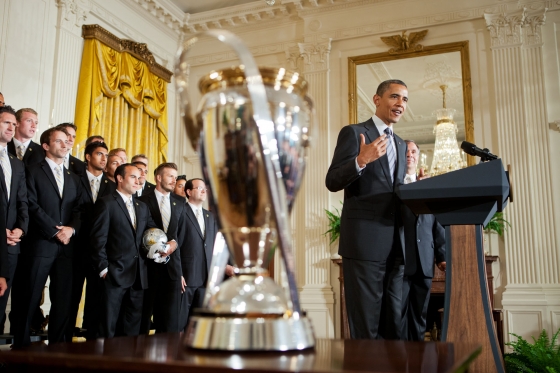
[98, 175, 109, 197]
[186, 205, 203, 239]
[148, 194, 163, 229]
[0, 158, 7, 203]
[42, 161, 61, 199]
[80, 173, 94, 202]
[61, 167, 73, 202]
[115, 193, 135, 231]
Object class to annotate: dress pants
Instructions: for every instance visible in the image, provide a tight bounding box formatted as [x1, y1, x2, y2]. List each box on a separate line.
[181, 286, 205, 331]
[343, 247, 404, 340]
[13, 252, 73, 347]
[140, 264, 183, 334]
[0, 252, 18, 333]
[401, 272, 432, 341]
[99, 275, 144, 338]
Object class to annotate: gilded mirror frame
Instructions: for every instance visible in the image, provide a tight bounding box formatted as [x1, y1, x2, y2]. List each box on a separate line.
[348, 41, 474, 165]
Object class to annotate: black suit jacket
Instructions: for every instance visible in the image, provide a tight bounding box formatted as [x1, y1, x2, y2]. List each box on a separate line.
[77, 172, 116, 250]
[325, 118, 406, 261]
[68, 155, 86, 176]
[24, 160, 82, 258]
[7, 140, 44, 166]
[0, 152, 29, 254]
[400, 206, 445, 278]
[138, 192, 186, 281]
[180, 205, 218, 287]
[0, 189, 9, 279]
[135, 181, 155, 198]
[90, 192, 156, 289]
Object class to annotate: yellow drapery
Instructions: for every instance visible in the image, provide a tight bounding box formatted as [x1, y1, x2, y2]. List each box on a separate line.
[74, 38, 168, 175]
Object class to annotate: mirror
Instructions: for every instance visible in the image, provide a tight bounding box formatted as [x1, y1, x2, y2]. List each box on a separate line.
[348, 41, 474, 167]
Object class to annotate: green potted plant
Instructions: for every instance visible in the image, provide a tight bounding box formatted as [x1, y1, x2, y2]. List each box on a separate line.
[484, 212, 511, 236]
[504, 329, 560, 372]
[324, 202, 342, 245]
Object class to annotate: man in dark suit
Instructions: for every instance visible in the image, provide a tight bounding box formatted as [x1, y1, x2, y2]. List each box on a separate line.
[138, 163, 184, 333]
[8, 108, 43, 166]
[400, 140, 446, 341]
[131, 155, 155, 197]
[181, 178, 232, 328]
[91, 164, 157, 338]
[68, 141, 115, 340]
[13, 127, 83, 348]
[55, 123, 86, 176]
[0, 194, 8, 297]
[325, 79, 408, 340]
[0, 105, 29, 333]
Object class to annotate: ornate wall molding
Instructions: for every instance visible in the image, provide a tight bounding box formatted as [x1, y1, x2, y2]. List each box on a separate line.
[128, 0, 185, 34]
[56, 0, 90, 30]
[298, 39, 332, 72]
[82, 24, 173, 82]
[484, 6, 547, 48]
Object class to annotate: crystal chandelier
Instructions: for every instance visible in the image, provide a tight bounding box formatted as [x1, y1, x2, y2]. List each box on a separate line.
[430, 85, 466, 176]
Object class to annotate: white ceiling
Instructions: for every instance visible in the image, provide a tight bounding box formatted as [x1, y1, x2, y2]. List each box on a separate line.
[170, 0, 258, 14]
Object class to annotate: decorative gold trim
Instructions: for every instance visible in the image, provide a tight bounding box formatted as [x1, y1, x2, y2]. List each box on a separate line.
[82, 24, 172, 82]
[380, 30, 428, 54]
[348, 40, 475, 166]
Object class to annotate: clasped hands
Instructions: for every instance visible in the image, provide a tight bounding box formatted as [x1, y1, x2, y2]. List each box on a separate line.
[6, 228, 23, 246]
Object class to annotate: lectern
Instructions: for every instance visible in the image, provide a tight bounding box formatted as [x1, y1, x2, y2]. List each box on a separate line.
[397, 160, 510, 373]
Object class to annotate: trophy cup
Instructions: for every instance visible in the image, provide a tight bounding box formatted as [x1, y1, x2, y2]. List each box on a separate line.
[175, 30, 315, 351]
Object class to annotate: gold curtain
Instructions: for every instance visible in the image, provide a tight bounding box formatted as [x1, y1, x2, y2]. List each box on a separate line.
[74, 38, 169, 177]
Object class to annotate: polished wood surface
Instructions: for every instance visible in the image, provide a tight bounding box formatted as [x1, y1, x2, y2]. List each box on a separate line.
[443, 225, 503, 373]
[0, 334, 480, 373]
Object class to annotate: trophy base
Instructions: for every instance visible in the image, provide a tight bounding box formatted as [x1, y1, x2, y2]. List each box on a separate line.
[184, 313, 315, 351]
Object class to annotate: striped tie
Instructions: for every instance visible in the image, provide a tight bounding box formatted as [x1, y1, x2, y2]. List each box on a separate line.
[17, 145, 25, 160]
[160, 194, 170, 233]
[90, 178, 99, 203]
[0, 148, 11, 201]
[384, 127, 396, 183]
[126, 198, 136, 230]
[54, 165, 64, 197]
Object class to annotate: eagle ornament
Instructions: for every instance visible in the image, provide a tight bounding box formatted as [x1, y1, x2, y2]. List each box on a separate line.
[380, 30, 428, 54]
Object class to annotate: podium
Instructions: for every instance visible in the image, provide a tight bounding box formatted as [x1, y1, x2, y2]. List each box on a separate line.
[397, 160, 510, 373]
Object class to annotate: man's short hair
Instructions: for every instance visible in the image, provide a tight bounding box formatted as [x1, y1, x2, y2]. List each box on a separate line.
[114, 163, 136, 182]
[15, 108, 38, 122]
[376, 79, 407, 97]
[40, 127, 68, 146]
[107, 154, 122, 163]
[176, 175, 187, 182]
[131, 160, 147, 168]
[56, 122, 77, 132]
[109, 148, 126, 156]
[404, 139, 420, 151]
[131, 154, 148, 163]
[85, 135, 105, 146]
[84, 141, 108, 161]
[185, 178, 205, 200]
[154, 162, 177, 178]
[0, 105, 17, 117]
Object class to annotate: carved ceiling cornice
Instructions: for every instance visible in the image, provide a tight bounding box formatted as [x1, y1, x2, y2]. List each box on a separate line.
[82, 24, 173, 82]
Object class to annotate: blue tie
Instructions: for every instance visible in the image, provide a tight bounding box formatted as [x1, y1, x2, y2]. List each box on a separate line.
[384, 127, 395, 183]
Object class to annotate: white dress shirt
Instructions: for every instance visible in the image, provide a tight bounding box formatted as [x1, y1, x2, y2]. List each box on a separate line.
[355, 114, 397, 172]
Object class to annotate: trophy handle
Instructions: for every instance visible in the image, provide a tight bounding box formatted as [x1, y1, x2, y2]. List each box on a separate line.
[202, 232, 230, 307]
[175, 30, 303, 315]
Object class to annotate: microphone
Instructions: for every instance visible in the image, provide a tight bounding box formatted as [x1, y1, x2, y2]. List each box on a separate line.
[460, 141, 498, 162]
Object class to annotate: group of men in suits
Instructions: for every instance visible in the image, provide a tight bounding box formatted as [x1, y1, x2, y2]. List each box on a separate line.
[326, 79, 446, 341]
[0, 104, 226, 348]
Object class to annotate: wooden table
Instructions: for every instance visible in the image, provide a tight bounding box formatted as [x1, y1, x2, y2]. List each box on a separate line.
[0, 334, 480, 373]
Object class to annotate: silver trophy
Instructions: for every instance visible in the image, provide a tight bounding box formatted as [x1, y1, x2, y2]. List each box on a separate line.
[175, 30, 315, 351]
